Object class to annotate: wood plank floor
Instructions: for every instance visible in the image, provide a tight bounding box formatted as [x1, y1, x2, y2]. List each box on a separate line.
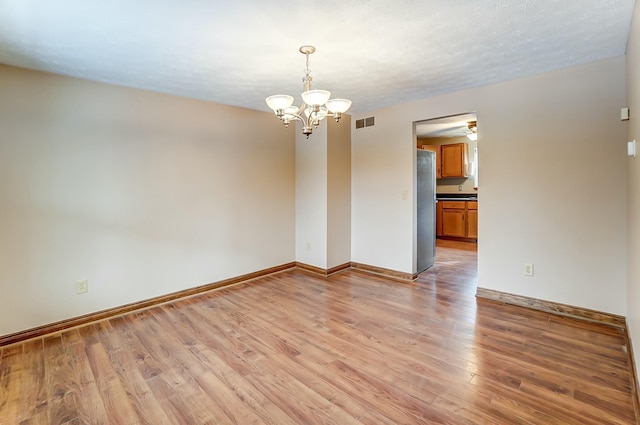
[1, 240, 637, 424]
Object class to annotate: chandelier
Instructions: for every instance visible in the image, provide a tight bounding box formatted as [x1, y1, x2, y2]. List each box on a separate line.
[265, 46, 352, 139]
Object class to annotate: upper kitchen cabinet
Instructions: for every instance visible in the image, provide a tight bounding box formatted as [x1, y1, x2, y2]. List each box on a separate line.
[440, 142, 468, 178]
[420, 145, 441, 178]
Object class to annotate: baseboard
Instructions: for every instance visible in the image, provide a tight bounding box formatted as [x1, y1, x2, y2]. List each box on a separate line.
[475, 287, 626, 328]
[0, 262, 296, 348]
[350, 262, 415, 282]
[626, 319, 640, 425]
[327, 262, 351, 276]
[295, 261, 411, 281]
[295, 262, 351, 277]
[295, 262, 327, 276]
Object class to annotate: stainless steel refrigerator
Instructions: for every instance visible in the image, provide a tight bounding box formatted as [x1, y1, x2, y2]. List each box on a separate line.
[417, 149, 436, 273]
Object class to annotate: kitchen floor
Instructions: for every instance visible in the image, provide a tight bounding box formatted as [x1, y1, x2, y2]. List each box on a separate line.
[436, 238, 478, 252]
[419, 238, 477, 284]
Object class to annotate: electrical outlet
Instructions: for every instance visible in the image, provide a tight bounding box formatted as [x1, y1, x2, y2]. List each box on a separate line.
[306, 242, 311, 251]
[401, 190, 408, 200]
[524, 264, 534, 277]
[458, 185, 463, 191]
[76, 279, 88, 294]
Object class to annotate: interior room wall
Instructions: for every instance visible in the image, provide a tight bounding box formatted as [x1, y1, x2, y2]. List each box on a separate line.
[0, 65, 296, 336]
[352, 56, 628, 315]
[295, 117, 352, 270]
[418, 136, 477, 194]
[626, 0, 640, 390]
[327, 116, 352, 269]
[295, 120, 328, 268]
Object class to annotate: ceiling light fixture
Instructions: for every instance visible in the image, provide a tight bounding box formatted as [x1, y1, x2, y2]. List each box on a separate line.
[265, 46, 352, 139]
[467, 121, 477, 141]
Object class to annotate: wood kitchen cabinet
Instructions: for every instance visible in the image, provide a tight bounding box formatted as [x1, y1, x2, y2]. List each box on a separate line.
[436, 200, 443, 236]
[440, 143, 468, 178]
[438, 200, 477, 240]
[441, 201, 467, 237]
[467, 202, 478, 239]
[420, 145, 441, 178]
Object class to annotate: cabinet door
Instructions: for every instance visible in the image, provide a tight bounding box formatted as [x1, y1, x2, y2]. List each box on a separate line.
[436, 200, 443, 236]
[442, 209, 466, 237]
[421, 145, 441, 178]
[440, 143, 468, 178]
[467, 209, 478, 239]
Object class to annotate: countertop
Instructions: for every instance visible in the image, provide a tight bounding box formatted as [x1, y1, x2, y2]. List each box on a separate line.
[436, 194, 478, 201]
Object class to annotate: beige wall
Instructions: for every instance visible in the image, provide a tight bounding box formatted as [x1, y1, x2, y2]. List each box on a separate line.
[327, 116, 352, 269]
[626, 0, 640, 392]
[295, 121, 328, 268]
[418, 136, 477, 194]
[352, 56, 628, 315]
[295, 117, 352, 269]
[0, 65, 296, 336]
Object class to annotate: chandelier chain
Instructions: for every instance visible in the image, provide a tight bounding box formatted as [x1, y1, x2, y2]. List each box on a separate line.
[302, 52, 312, 86]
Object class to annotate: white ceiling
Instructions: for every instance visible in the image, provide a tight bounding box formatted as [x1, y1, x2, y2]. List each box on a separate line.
[416, 113, 477, 139]
[0, 1, 635, 114]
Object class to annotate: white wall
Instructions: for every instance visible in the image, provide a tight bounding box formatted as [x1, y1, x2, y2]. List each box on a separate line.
[352, 56, 628, 315]
[352, 107, 415, 272]
[295, 121, 328, 268]
[327, 116, 352, 269]
[626, 0, 640, 387]
[295, 117, 352, 270]
[0, 65, 296, 336]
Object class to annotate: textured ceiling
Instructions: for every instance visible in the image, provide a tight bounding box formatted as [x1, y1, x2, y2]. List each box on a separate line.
[416, 113, 477, 139]
[0, 1, 635, 114]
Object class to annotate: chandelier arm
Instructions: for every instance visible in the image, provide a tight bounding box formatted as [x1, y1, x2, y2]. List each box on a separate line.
[288, 113, 306, 123]
[280, 108, 309, 126]
[299, 101, 309, 115]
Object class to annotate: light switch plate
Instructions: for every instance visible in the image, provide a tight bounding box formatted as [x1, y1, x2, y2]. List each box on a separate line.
[621, 107, 630, 121]
[628, 140, 636, 157]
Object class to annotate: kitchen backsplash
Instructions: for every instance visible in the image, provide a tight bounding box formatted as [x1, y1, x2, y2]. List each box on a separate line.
[437, 178, 477, 194]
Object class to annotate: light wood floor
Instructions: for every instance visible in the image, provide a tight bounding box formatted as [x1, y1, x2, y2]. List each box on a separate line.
[1, 241, 637, 424]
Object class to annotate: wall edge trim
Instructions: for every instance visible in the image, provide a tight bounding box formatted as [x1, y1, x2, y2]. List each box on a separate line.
[295, 262, 327, 276]
[475, 287, 626, 328]
[626, 319, 640, 425]
[350, 262, 415, 282]
[295, 262, 351, 277]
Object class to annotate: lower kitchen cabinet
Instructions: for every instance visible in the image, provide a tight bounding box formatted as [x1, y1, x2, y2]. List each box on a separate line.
[438, 200, 477, 240]
[436, 201, 443, 236]
[441, 201, 467, 237]
[467, 204, 478, 239]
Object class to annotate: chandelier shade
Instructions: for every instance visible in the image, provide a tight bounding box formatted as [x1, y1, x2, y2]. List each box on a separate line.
[326, 98, 352, 114]
[265, 95, 294, 112]
[265, 45, 351, 138]
[283, 106, 299, 120]
[301, 89, 331, 107]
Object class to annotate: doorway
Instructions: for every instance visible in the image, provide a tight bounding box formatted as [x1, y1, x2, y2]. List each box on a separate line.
[413, 113, 478, 280]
